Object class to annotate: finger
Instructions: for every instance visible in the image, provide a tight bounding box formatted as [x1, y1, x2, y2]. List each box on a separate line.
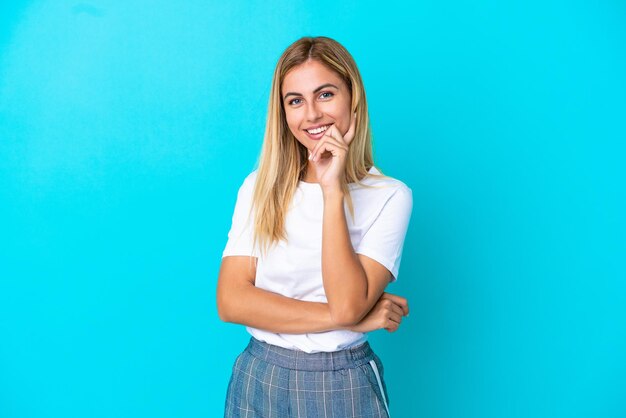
[309, 134, 336, 161]
[344, 112, 356, 144]
[388, 311, 402, 325]
[389, 303, 405, 318]
[330, 123, 352, 146]
[383, 293, 408, 312]
[309, 136, 330, 161]
[323, 124, 341, 143]
[382, 293, 409, 316]
[311, 140, 334, 162]
[385, 321, 400, 333]
[324, 124, 350, 147]
[309, 137, 324, 160]
[311, 137, 347, 161]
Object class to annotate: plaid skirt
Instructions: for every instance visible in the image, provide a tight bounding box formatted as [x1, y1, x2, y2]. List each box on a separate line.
[224, 337, 390, 418]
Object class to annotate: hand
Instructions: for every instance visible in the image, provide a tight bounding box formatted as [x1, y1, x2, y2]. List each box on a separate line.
[308, 112, 357, 191]
[347, 292, 409, 333]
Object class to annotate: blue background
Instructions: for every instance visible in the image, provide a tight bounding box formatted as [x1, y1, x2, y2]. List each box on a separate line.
[1, 1, 625, 417]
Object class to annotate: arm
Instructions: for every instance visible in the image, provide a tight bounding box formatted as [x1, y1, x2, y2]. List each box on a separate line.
[218, 173, 342, 334]
[217, 255, 342, 334]
[321, 191, 394, 326]
[309, 120, 411, 327]
[217, 255, 408, 334]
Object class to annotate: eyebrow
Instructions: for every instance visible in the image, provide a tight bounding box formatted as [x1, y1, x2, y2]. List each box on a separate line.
[283, 83, 339, 100]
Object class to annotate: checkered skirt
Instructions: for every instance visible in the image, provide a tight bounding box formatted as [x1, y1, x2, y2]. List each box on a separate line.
[224, 337, 390, 417]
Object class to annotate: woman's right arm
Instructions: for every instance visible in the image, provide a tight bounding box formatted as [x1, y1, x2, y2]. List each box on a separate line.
[217, 255, 339, 333]
[216, 256, 408, 334]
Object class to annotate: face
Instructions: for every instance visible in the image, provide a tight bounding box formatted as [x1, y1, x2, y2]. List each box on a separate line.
[281, 59, 352, 151]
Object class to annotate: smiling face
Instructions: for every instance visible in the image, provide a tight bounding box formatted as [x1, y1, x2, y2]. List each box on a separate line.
[281, 59, 352, 152]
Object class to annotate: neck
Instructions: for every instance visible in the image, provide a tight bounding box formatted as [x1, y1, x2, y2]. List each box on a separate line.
[302, 163, 318, 183]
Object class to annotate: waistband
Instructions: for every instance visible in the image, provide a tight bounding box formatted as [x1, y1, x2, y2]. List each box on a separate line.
[245, 337, 376, 371]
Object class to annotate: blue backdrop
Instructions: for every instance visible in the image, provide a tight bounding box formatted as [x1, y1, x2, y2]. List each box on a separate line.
[1, 1, 625, 417]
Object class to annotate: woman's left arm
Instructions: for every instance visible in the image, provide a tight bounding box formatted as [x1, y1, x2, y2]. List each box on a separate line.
[309, 117, 410, 326]
[321, 190, 396, 326]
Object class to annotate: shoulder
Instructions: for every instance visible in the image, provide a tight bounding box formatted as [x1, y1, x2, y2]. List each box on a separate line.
[350, 167, 413, 219]
[243, 169, 259, 186]
[360, 167, 412, 201]
[229, 170, 259, 210]
[237, 169, 258, 194]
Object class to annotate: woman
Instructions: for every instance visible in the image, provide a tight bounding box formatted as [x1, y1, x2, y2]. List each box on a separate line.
[217, 36, 412, 418]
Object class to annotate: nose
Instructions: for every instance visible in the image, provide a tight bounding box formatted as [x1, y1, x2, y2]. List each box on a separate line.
[305, 101, 323, 122]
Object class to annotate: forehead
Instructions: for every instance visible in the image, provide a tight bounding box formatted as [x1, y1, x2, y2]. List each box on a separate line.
[282, 60, 345, 92]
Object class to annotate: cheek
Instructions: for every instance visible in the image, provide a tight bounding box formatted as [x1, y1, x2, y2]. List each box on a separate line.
[286, 120, 300, 138]
[284, 110, 299, 132]
[331, 106, 351, 132]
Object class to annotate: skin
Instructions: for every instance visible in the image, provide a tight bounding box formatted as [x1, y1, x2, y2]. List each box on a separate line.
[217, 59, 409, 334]
[282, 59, 353, 186]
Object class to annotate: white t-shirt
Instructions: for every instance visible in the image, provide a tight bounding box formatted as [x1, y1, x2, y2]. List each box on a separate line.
[222, 166, 413, 353]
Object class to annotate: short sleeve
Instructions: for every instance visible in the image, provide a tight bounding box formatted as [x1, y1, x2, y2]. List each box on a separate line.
[355, 185, 413, 281]
[222, 172, 260, 258]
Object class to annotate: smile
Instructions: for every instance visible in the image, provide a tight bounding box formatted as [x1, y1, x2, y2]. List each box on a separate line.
[305, 124, 331, 135]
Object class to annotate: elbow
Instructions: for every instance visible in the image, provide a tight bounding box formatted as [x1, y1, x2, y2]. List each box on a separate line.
[216, 303, 229, 323]
[216, 295, 235, 323]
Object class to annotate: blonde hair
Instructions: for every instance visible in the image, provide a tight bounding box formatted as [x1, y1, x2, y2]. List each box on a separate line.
[252, 36, 381, 256]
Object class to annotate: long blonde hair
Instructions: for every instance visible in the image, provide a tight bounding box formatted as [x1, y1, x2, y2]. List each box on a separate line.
[252, 36, 379, 256]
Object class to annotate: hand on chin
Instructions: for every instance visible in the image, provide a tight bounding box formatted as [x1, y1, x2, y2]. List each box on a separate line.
[309, 151, 341, 190]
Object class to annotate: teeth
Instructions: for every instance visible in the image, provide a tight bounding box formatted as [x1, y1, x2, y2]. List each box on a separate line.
[307, 125, 330, 135]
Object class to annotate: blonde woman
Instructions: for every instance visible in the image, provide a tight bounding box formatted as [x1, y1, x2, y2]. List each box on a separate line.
[217, 36, 412, 418]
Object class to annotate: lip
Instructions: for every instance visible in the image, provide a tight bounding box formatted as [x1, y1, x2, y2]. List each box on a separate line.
[302, 123, 332, 141]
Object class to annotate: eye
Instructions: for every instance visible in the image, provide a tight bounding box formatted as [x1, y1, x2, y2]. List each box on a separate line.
[288, 98, 302, 106]
[319, 91, 334, 99]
